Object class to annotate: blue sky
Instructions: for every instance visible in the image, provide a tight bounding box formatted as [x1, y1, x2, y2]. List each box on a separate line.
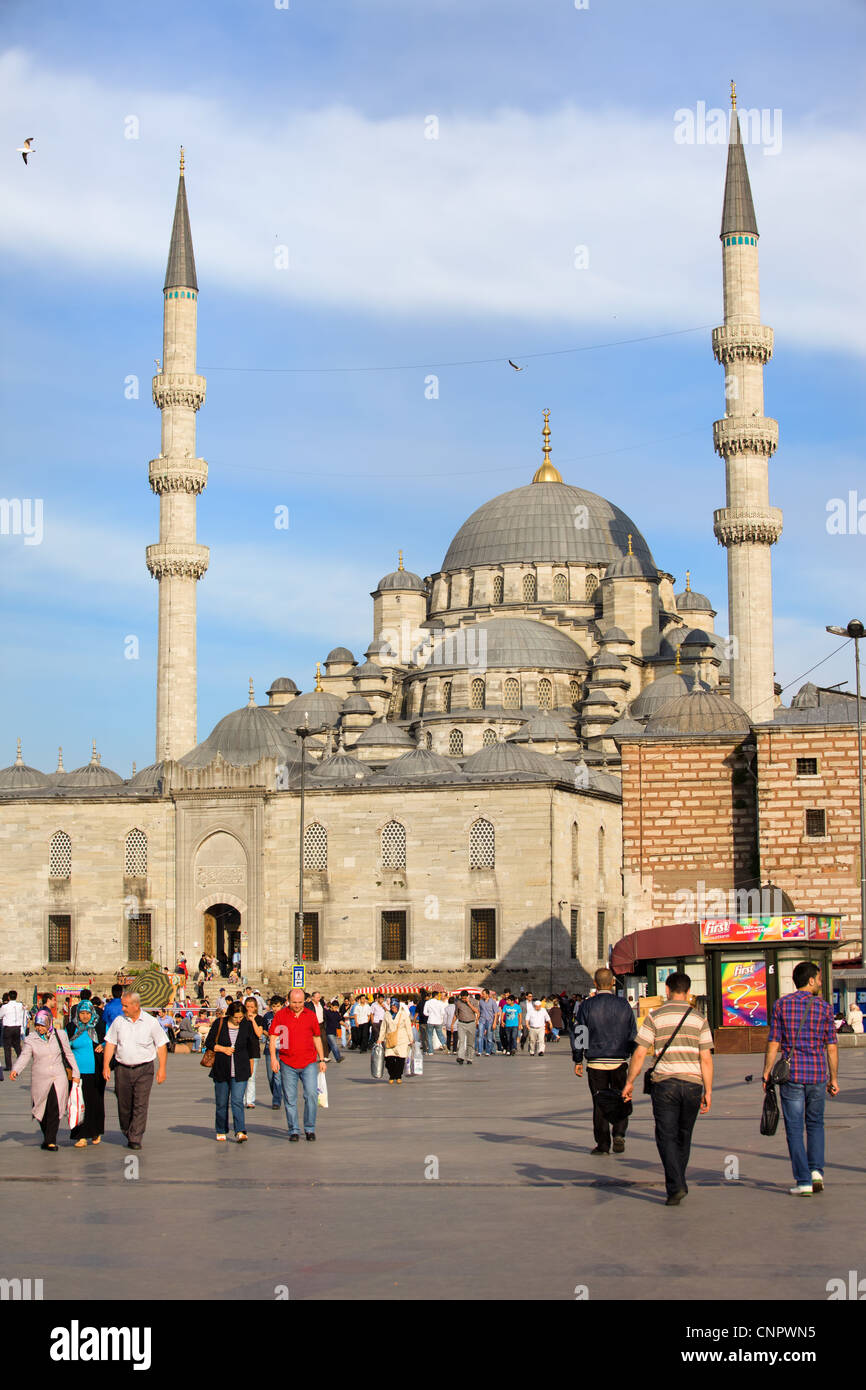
[1, 0, 864, 774]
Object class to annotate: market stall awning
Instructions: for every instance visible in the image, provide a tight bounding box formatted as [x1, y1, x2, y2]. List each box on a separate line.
[353, 982, 444, 997]
[611, 923, 703, 975]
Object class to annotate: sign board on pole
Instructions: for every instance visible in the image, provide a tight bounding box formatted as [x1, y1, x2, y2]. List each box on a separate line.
[292, 965, 305, 990]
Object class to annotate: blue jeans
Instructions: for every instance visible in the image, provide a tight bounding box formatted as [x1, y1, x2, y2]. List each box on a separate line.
[265, 1051, 282, 1106]
[425, 1023, 446, 1053]
[279, 1060, 319, 1136]
[504, 1025, 519, 1053]
[476, 1018, 495, 1054]
[326, 1033, 342, 1062]
[213, 1078, 246, 1135]
[779, 1081, 826, 1186]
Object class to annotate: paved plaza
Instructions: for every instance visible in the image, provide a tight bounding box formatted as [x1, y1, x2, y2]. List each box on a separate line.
[0, 1046, 862, 1302]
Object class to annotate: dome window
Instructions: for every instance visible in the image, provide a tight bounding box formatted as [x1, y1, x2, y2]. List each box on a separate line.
[585, 574, 599, 602]
[569, 679, 581, 707]
[553, 573, 568, 602]
[503, 677, 520, 708]
[449, 729, 464, 756]
[492, 575, 504, 605]
[442, 681, 452, 713]
[470, 678, 486, 710]
[466, 576, 474, 607]
[523, 573, 537, 603]
[538, 678, 552, 710]
[482, 728, 497, 747]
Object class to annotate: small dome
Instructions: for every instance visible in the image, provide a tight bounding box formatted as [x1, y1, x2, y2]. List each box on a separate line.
[342, 694, 373, 714]
[376, 569, 426, 593]
[630, 672, 710, 719]
[507, 712, 578, 744]
[181, 705, 304, 768]
[462, 740, 569, 780]
[680, 628, 714, 648]
[604, 552, 657, 581]
[310, 750, 368, 784]
[591, 651, 627, 671]
[353, 721, 414, 748]
[675, 586, 715, 613]
[583, 689, 617, 706]
[57, 757, 124, 788]
[377, 746, 467, 781]
[352, 660, 386, 680]
[600, 626, 631, 644]
[607, 715, 646, 740]
[0, 747, 49, 790]
[129, 761, 165, 790]
[645, 689, 751, 736]
[267, 677, 299, 695]
[278, 690, 343, 730]
[325, 647, 355, 665]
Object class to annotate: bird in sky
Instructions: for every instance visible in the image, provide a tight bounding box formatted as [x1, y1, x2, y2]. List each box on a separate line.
[508, 359, 525, 372]
[17, 137, 35, 165]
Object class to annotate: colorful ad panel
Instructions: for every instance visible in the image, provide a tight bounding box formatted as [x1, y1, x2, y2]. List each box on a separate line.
[700, 914, 841, 945]
[720, 959, 768, 1027]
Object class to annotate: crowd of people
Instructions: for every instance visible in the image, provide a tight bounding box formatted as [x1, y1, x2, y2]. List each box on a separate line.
[0, 960, 850, 1202]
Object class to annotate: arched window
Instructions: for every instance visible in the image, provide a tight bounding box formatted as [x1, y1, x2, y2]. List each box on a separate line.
[304, 822, 328, 871]
[469, 818, 495, 869]
[425, 730, 433, 750]
[381, 821, 406, 869]
[538, 677, 552, 710]
[124, 828, 147, 877]
[389, 687, 402, 717]
[503, 677, 520, 709]
[444, 577, 452, 609]
[470, 678, 485, 709]
[492, 574, 504, 605]
[553, 573, 568, 602]
[571, 822, 580, 877]
[482, 728, 497, 747]
[49, 830, 71, 879]
[442, 680, 452, 713]
[449, 729, 464, 756]
[523, 572, 537, 602]
[598, 825, 605, 876]
[585, 574, 599, 602]
[466, 576, 474, 607]
[418, 685, 426, 716]
[569, 679, 581, 707]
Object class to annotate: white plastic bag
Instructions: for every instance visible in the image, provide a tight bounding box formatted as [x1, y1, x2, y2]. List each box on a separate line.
[317, 1072, 329, 1108]
[66, 1079, 85, 1129]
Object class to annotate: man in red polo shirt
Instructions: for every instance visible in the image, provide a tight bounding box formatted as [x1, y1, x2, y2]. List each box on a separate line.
[269, 988, 327, 1142]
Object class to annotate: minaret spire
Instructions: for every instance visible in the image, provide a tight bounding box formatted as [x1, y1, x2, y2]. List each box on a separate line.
[532, 409, 563, 484]
[146, 153, 209, 761]
[712, 86, 781, 722]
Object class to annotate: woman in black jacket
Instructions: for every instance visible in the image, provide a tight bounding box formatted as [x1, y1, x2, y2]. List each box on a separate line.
[204, 1002, 256, 1143]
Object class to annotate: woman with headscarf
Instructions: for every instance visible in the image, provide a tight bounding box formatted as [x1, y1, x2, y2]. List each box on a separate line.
[10, 1009, 79, 1150]
[377, 1000, 414, 1084]
[67, 998, 107, 1146]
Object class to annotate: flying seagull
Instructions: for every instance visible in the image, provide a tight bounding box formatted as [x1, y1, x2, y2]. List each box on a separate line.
[17, 138, 35, 165]
[508, 359, 525, 372]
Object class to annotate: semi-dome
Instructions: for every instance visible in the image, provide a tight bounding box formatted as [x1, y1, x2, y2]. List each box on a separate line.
[507, 712, 578, 743]
[600, 626, 632, 644]
[129, 761, 166, 790]
[645, 689, 751, 736]
[0, 744, 49, 790]
[180, 704, 304, 768]
[325, 647, 355, 665]
[278, 689, 343, 730]
[604, 551, 658, 581]
[353, 721, 414, 748]
[630, 672, 710, 719]
[352, 660, 386, 680]
[342, 694, 373, 714]
[426, 618, 588, 672]
[462, 740, 570, 780]
[442, 482, 655, 572]
[680, 628, 714, 648]
[310, 750, 368, 784]
[377, 746, 466, 781]
[57, 753, 124, 788]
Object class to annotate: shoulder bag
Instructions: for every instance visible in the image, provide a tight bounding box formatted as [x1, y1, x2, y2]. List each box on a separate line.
[770, 998, 812, 1085]
[200, 1013, 226, 1069]
[643, 1007, 693, 1095]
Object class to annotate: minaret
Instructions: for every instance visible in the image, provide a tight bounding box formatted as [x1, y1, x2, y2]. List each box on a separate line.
[146, 149, 209, 762]
[712, 84, 782, 722]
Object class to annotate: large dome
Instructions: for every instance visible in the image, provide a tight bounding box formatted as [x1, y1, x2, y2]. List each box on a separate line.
[442, 482, 655, 571]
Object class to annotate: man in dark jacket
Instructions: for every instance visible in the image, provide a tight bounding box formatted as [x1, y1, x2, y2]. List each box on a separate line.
[572, 968, 637, 1155]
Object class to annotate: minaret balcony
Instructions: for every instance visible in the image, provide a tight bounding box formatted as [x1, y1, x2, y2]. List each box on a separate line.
[149, 457, 209, 495]
[152, 373, 207, 410]
[713, 416, 778, 458]
[712, 324, 774, 364]
[713, 507, 783, 547]
[146, 542, 210, 580]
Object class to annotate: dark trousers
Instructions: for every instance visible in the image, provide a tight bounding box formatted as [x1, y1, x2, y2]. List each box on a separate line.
[71, 1072, 106, 1141]
[3, 1026, 22, 1070]
[586, 1063, 629, 1150]
[114, 1062, 155, 1145]
[384, 1055, 404, 1081]
[350, 1025, 360, 1049]
[651, 1078, 703, 1197]
[357, 1022, 371, 1053]
[40, 1087, 60, 1146]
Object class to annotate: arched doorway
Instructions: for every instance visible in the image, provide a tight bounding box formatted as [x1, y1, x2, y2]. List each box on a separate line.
[203, 903, 242, 978]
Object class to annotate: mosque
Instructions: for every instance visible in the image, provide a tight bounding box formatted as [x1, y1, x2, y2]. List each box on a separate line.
[3, 92, 859, 996]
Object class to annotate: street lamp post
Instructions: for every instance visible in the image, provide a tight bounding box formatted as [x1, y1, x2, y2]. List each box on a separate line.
[294, 718, 314, 966]
[826, 620, 866, 966]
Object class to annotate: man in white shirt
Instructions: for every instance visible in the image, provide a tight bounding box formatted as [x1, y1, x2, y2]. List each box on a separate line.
[354, 997, 372, 1053]
[0, 991, 26, 1070]
[217, 989, 229, 1013]
[370, 994, 387, 1038]
[525, 1000, 552, 1056]
[102, 991, 168, 1149]
[423, 994, 447, 1054]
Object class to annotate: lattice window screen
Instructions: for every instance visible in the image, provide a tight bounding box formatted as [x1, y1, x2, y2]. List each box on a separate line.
[443, 681, 452, 713]
[470, 678, 485, 709]
[503, 678, 520, 708]
[523, 573, 537, 602]
[381, 820, 406, 869]
[570, 680, 581, 706]
[553, 573, 568, 601]
[492, 575, 504, 605]
[449, 729, 464, 756]
[538, 678, 552, 710]
[469, 818, 495, 869]
[124, 828, 147, 876]
[482, 728, 497, 747]
[585, 574, 599, 601]
[304, 822, 328, 870]
[49, 831, 71, 879]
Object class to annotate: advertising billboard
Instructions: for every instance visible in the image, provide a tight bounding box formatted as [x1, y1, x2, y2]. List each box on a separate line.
[700, 914, 841, 945]
[720, 959, 768, 1027]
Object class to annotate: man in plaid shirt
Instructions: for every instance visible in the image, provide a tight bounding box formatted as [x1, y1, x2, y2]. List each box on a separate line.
[763, 960, 839, 1196]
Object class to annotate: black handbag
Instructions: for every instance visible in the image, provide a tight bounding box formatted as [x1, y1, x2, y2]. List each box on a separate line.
[770, 999, 812, 1085]
[643, 1007, 693, 1095]
[760, 1081, 780, 1136]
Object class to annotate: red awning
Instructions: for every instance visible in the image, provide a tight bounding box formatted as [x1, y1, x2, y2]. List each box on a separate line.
[611, 923, 703, 975]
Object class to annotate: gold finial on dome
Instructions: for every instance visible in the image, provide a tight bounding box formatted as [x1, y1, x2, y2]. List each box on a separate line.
[179, 145, 185, 174]
[315, 661, 323, 692]
[685, 569, 691, 592]
[627, 534, 633, 555]
[248, 677, 256, 707]
[730, 80, 737, 109]
[675, 643, 682, 675]
[15, 737, 23, 766]
[532, 409, 563, 484]
[398, 550, 404, 571]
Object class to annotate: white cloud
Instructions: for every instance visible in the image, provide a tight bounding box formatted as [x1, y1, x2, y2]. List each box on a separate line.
[1, 48, 863, 354]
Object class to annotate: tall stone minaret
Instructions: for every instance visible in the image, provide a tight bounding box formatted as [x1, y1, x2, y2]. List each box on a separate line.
[146, 149, 209, 762]
[712, 84, 782, 722]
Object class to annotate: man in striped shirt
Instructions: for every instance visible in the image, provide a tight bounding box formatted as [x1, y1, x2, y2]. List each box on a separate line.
[622, 973, 713, 1206]
[763, 960, 838, 1196]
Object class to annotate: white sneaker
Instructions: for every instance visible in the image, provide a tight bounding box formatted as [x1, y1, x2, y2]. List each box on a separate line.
[789, 1184, 813, 1195]
[810, 1171, 824, 1191]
